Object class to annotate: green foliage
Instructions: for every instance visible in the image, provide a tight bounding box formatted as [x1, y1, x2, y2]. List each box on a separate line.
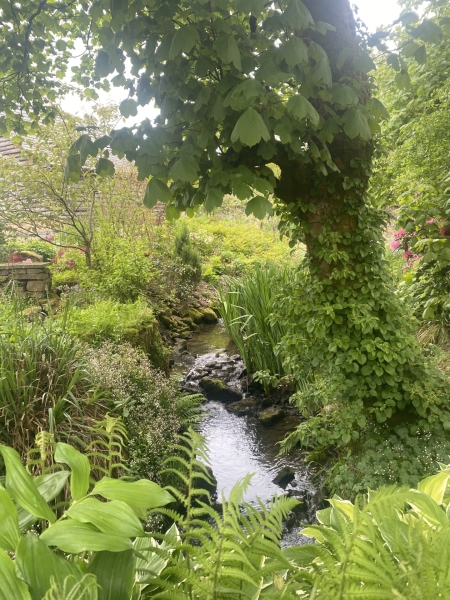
[219, 265, 291, 377]
[0, 304, 97, 459]
[85, 342, 203, 482]
[328, 426, 450, 498]
[13, 238, 57, 263]
[64, 299, 156, 346]
[276, 201, 450, 452]
[84, 234, 154, 303]
[293, 468, 450, 598]
[0, 440, 174, 599]
[173, 223, 202, 284]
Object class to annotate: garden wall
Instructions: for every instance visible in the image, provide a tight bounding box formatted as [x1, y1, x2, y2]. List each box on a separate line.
[0, 262, 52, 298]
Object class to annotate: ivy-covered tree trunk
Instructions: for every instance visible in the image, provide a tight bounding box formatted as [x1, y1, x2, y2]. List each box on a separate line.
[274, 0, 449, 447]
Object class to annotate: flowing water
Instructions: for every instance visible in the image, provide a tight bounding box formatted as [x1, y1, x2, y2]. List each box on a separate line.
[177, 322, 320, 545]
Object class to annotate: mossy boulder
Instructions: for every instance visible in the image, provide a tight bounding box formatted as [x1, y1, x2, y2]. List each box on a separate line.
[199, 377, 242, 402]
[199, 307, 218, 324]
[123, 322, 169, 374]
[159, 314, 178, 329]
[183, 307, 204, 324]
[226, 397, 259, 415]
[181, 316, 195, 329]
[259, 406, 285, 425]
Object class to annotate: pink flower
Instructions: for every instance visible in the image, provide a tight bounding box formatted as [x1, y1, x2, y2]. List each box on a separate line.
[390, 241, 400, 251]
[394, 228, 406, 239]
[51, 258, 57, 263]
[23, 259, 32, 263]
[403, 251, 411, 259]
[57, 251, 64, 258]
[426, 219, 435, 225]
[46, 236, 55, 242]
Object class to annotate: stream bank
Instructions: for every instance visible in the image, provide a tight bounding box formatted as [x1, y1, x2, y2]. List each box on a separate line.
[172, 321, 323, 546]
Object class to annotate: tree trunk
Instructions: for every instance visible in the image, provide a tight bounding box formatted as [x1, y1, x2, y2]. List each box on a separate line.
[271, 0, 447, 439]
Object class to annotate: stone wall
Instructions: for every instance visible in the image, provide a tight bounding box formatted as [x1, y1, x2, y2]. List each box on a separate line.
[0, 263, 52, 298]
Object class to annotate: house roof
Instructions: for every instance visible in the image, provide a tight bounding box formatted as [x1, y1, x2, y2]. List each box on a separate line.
[0, 137, 26, 162]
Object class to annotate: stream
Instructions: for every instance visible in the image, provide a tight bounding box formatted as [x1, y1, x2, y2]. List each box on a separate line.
[173, 322, 321, 546]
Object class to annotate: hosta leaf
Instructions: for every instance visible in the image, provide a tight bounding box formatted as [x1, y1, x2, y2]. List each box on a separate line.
[87, 550, 134, 600]
[144, 178, 172, 208]
[417, 472, 449, 505]
[40, 520, 132, 553]
[17, 472, 70, 532]
[0, 551, 31, 600]
[0, 446, 55, 524]
[55, 443, 90, 501]
[169, 25, 199, 59]
[408, 491, 448, 527]
[0, 484, 21, 551]
[245, 196, 273, 219]
[342, 108, 372, 140]
[91, 477, 174, 519]
[67, 498, 145, 537]
[16, 534, 81, 600]
[231, 107, 270, 147]
[281, 0, 314, 30]
[170, 156, 199, 182]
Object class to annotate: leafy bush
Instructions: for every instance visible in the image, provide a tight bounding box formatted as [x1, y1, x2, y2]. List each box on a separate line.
[85, 342, 202, 481]
[14, 237, 58, 262]
[328, 426, 450, 498]
[219, 264, 292, 377]
[64, 298, 156, 346]
[87, 234, 154, 302]
[174, 222, 202, 283]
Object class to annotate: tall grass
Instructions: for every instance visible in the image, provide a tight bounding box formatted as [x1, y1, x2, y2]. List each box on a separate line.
[218, 265, 292, 376]
[0, 296, 103, 458]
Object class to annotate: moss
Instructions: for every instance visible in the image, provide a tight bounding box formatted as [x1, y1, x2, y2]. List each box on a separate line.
[122, 322, 169, 373]
[259, 406, 285, 425]
[199, 307, 218, 324]
[184, 307, 203, 324]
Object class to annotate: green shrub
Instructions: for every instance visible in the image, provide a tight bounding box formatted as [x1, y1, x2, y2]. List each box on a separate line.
[328, 426, 450, 498]
[85, 342, 202, 482]
[64, 298, 155, 345]
[174, 222, 202, 283]
[219, 264, 292, 377]
[15, 238, 58, 262]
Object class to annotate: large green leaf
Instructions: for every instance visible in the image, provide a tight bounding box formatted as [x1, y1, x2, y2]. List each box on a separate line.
[408, 491, 448, 527]
[87, 550, 134, 600]
[245, 196, 273, 220]
[281, 0, 314, 30]
[214, 35, 242, 71]
[0, 484, 21, 551]
[417, 472, 449, 505]
[119, 98, 138, 118]
[15, 533, 81, 600]
[287, 95, 320, 126]
[134, 524, 179, 585]
[342, 108, 372, 140]
[64, 154, 81, 183]
[231, 107, 270, 147]
[95, 157, 116, 177]
[169, 25, 199, 59]
[55, 443, 90, 501]
[40, 520, 132, 553]
[311, 57, 332, 87]
[18, 471, 70, 532]
[331, 85, 359, 108]
[0, 446, 55, 524]
[143, 178, 172, 208]
[91, 478, 175, 519]
[281, 36, 308, 66]
[0, 551, 31, 600]
[67, 498, 145, 538]
[205, 188, 224, 213]
[42, 574, 98, 600]
[170, 156, 199, 182]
